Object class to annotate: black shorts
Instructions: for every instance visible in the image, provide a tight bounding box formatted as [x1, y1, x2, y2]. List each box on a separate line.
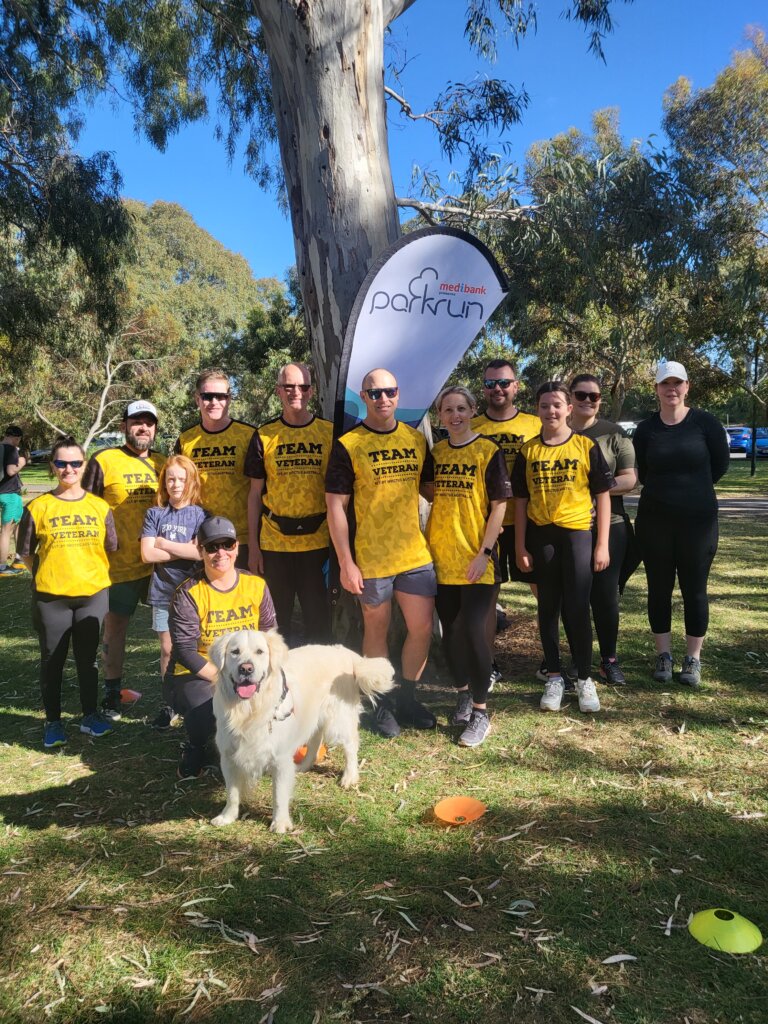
[498, 525, 537, 585]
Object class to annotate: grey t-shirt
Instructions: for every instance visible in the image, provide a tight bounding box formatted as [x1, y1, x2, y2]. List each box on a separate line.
[141, 503, 208, 605]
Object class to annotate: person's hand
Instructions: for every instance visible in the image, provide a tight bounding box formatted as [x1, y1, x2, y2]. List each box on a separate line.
[593, 544, 610, 573]
[516, 548, 533, 573]
[154, 536, 168, 551]
[248, 546, 264, 575]
[466, 552, 490, 583]
[340, 560, 364, 595]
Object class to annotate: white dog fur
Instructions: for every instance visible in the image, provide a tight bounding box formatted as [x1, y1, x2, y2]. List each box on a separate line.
[209, 630, 395, 832]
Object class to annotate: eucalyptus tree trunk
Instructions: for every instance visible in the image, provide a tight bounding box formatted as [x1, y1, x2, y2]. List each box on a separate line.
[256, 0, 403, 416]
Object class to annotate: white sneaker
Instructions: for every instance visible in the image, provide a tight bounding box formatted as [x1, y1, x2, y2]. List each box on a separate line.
[576, 677, 600, 713]
[540, 676, 565, 712]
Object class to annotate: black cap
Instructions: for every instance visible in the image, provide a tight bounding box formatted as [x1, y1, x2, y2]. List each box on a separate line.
[197, 516, 238, 546]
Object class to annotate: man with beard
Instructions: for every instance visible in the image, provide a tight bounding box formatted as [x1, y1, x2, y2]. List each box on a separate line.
[83, 400, 166, 717]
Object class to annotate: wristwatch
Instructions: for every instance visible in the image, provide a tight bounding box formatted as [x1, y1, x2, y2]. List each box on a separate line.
[482, 546, 493, 557]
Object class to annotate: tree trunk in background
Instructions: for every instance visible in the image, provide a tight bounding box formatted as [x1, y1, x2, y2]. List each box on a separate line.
[258, 1, 400, 416]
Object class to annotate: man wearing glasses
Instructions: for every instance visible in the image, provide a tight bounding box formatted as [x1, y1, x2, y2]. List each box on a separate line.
[326, 368, 436, 738]
[176, 368, 256, 569]
[245, 363, 333, 643]
[83, 400, 166, 717]
[168, 515, 276, 778]
[472, 360, 541, 679]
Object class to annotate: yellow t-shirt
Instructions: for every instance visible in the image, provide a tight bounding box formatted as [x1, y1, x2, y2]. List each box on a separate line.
[176, 419, 256, 543]
[170, 570, 275, 676]
[426, 436, 511, 585]
[18, 492, 117, 597]
[511, 431, 614, 531]
[83, 447, 165, 583]
[325, 422, 432, 579]
[471, 410, 541, 526]
[245, 416, 333, 553]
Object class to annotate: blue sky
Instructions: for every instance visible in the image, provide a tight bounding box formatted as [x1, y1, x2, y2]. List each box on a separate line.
[77, 0, 765, 282]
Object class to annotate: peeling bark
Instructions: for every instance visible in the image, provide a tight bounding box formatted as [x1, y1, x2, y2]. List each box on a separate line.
[256, 1, 399, 415]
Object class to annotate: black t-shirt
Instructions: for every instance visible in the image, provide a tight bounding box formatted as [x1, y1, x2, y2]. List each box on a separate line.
[0, 443, 21, 495]
[633, 408, 730, 518]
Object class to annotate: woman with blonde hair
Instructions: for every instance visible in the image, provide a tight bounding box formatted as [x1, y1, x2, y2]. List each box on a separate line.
[424, 386, 511, 748]
[141, 454, 209, 728]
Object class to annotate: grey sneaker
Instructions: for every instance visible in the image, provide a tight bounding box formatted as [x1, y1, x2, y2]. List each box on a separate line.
[653, 653, 673, 683]
[535, 660, 549, 683]
[600, 657, 626, 685]
[679, 656, 702, 689]
[540, 676, 565, 712]
[458, 710, 491, 748]
[450, 690, 473, 726]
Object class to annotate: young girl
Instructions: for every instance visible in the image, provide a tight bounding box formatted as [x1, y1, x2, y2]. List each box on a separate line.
[17, 437, 118, 747]
[141, 455, 208, 728]
[512, 382, 614, 714]
[425, 387, 511, 748]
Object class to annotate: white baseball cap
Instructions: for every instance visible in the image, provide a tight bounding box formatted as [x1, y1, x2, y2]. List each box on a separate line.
[655, 361, 688, 384]
[124, 400, 159, 421]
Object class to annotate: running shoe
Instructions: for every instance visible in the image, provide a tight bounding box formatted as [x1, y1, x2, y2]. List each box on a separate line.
[11, 559, 27, 571]
[599, 657, 626, 685]
[101, 691, 122, 721]
[576, 677, 601, 713]
[177, 743, 205, 779]
[450, 690, 473, 726]
[488, 662, 502, 693]
[367, 696, 401, 738]
[540, 676, 565, 712]
[80, 712, 114, 738]
[44, 721, 67, 748]
[679, 656, 702, 689]
[394, 683, 436, 729]
[458, 710, 491, 748]
[151, 705, 181, 730]
[0, 565, 23, 577]
[653, 653, 673, 683]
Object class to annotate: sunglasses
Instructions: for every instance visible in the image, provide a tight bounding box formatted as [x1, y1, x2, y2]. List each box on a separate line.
[279, 383, 311, 392]
[573, 390, 601, 403]
[365, 387, 399, 400]
[483, 378, 515, 390]
[199, 392, 230, 402]
[202, 539, 237, 554]
[53, 459, 84, 469]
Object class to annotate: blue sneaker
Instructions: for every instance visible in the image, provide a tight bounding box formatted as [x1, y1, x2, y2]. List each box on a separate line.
[44, 721, 67, 748]
[80, 712, 114, 738]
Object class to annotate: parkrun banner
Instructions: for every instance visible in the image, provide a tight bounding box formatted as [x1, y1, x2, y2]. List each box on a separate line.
[335, 227, 508, 434]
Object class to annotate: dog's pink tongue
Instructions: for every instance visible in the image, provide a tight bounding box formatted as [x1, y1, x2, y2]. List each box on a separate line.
[236, 683, 257, 700]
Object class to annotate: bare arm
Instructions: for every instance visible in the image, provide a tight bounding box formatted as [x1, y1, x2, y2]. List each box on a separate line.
[326, 491, 364, 595]
[466, 499, 507, 583]
[611, 467, 637, 495]
[593, 491, 611, 572]
[247, 477, 265, 574]
[141, 536, 172, 564]
[155, 536, 201, 559]
[514, 497, 533, 573]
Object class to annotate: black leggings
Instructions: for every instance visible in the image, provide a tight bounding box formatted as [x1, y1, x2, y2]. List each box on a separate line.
[527, 523, 594, 679]
[435, 583, 495, 705]
[589, 520, 628, 659]
[32, 589, 108, 721]
[635, 510, 718, 637]
[262, 548, 330, 644]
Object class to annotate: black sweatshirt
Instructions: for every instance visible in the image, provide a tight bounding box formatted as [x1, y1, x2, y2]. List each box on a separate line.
[633, 408, 730, 518]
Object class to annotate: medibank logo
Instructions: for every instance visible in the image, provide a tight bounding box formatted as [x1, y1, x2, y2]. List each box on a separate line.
[368, 267, 486, 320]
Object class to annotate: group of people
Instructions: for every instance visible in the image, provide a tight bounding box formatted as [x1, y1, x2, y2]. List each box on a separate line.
[10, 355, 729, 766]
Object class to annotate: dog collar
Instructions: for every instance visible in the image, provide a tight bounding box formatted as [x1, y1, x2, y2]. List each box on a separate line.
[272, 669, 294, 723]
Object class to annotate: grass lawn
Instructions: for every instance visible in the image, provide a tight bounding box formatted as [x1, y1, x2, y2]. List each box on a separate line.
[0, 517, 766, 1022]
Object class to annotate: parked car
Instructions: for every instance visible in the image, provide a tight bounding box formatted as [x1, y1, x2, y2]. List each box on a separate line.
[726, 426, 768, 456]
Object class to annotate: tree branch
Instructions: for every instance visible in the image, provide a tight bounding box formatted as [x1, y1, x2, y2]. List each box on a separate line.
[396, 195, 536, 222]
[33, 406, 68, 438]
[384, 0, 420, 28]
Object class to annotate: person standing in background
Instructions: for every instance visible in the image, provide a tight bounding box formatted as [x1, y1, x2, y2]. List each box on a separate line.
[0, 425, 27, 576]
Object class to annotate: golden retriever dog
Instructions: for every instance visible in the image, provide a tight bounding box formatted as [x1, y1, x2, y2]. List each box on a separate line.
[208, 630, 395, 832]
